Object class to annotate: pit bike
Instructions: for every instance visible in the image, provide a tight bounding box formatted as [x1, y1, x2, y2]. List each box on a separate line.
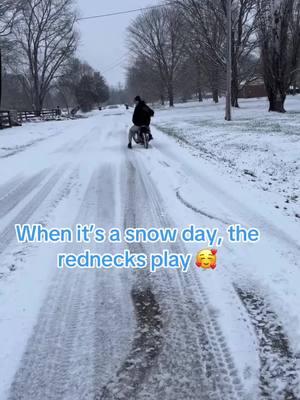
[133, 126, 152, 149]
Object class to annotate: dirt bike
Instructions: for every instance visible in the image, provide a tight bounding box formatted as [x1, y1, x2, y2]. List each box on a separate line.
[133, 126, 152, 149]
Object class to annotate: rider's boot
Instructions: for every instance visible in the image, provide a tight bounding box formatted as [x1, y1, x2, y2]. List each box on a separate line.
[128, 142, 132, 149]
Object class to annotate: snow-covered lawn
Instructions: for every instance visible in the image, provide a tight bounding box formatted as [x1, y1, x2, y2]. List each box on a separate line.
[153, 96, 300, 220]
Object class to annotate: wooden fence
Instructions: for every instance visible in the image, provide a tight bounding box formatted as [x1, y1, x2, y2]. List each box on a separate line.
[0, 111, 12, 129]
[17, 109, 58, 122]
[0, 109, 59, 129]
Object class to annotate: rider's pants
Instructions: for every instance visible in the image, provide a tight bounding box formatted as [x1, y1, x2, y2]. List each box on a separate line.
[128, 125, 140, 143]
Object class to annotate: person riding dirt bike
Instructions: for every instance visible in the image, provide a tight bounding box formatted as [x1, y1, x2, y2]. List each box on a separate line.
[128, 96, 154, 149]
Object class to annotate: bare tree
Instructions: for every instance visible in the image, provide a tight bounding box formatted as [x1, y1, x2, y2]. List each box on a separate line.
[207, 0, 259, 107]
[257, 0, 295, 112]
[174, 0, 226, 103]
[289, 0, 300, 94]
[174, 0, 259, 107]
[174, 56, 196, 102]
[128, 6, 187, 106]
[108, 85, 128, 106]
[12, 0, 78, 114]
[126, 54, 165, 104]
[0, 0, 24, 107]
[0, 0, 23, 35]
[55, 57, 94, 111]
[230, 0, 259, 106]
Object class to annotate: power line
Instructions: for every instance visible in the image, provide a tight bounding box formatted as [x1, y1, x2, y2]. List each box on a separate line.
[103, 59, 126, 74]
[76, 4, 167, 21]
[102, 53, 129, 74]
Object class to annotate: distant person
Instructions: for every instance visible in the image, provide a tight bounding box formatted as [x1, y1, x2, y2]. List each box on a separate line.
[125, 104, 129, 110]
[55, 106, 61, 117]
[128, 96, 154, 149]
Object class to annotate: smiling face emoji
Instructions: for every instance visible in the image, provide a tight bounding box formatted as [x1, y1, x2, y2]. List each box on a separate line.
[196, 249, 217, 269]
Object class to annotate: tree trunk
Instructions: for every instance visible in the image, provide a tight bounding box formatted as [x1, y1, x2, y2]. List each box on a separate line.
[268, 91, 286, 113]
[35, 103, 42, 116]
[168, 84, 174, 107]
[212, 88, 219, 103]
[196, 66, 203, 102]
[160, 94, 165, 105]
[198, 88, 203, 102]
[231, 85, 239, 107]
[0, 49, 2, 109]
[231, 65, 239, 107]
[260, 0, 293, 113]
[62, 93, 69, 113]
[231, 28, 239, 108]
[33, 87, 41, 115]
[34, 96, 43, 116]
[231, 96, 239, 107]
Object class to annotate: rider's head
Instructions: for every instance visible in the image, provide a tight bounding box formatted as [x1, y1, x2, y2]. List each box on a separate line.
[134, 95, 141, 105]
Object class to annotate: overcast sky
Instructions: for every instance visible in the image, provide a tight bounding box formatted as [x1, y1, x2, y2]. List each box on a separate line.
[75, 0, 161, 87]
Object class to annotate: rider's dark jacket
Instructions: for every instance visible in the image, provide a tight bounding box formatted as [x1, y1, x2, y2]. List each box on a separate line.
[132, 101, 154, 126]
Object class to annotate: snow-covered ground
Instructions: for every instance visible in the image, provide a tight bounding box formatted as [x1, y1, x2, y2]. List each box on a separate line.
[0, 99, 299, 400]
[153, 96, 300, 220]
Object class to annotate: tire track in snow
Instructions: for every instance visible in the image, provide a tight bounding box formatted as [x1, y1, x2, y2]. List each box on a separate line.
[133, 156, 245, 400]
[90, 163, 136, 400]
[8, 268, 85, 400]
[153, 136, 300, 251]
[0, 175, 23, 200]
[0, 169, 62, 255]
[235, 286, 300, 400]
[36, 167, 79, 226]
[98, 152, 244, 399]
[152, 123, 300, 398]
[0, 168, 80, 281]
[97, 160, 163, 400]
[99, 287, 163, 400]
[52, 124, 102, 155]
[1, 140, 46, 158]
[53, 134, 89, 154]
[0, 130, 66, 159]
[8, 164, 135, 400]
[0, 170, 49, 219]
[8, 170, 101, 400]
[176, 188, 232, 225]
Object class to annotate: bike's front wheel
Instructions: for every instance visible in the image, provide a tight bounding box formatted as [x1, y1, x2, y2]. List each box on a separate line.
[143, 133, 149, 149]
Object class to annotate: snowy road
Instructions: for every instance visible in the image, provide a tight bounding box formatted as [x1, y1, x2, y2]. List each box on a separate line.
[0, 106, 300, 400]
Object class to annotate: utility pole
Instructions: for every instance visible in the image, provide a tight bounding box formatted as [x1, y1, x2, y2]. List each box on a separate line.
[225, 0, 232, 121]
[0, 48, 2, 109]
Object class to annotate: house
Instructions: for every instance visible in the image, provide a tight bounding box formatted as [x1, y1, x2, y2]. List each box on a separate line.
[239, 78, 267, 98]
